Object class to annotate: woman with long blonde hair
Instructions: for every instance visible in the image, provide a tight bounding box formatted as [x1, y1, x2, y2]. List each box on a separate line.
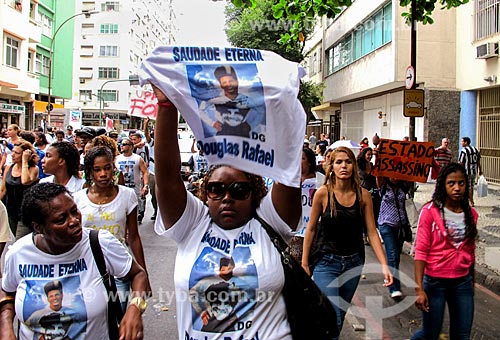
[301, 146, 392, 338]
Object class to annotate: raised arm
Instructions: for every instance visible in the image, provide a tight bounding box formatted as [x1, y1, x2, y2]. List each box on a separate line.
[151, 85, 187, 229]
[271, 182, 301, 230]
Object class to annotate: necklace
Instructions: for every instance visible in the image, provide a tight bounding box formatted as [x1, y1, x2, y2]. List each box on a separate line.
[90, 185, 116, 213]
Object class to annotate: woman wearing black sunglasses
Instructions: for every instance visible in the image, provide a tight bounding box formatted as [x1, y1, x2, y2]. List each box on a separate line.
[151, 85, 301, 340]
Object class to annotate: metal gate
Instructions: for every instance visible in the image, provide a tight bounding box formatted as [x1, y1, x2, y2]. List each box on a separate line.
[479, 88, 500, 185]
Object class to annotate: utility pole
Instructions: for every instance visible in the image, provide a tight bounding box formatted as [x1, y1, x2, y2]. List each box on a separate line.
[409, 0, 417, 141]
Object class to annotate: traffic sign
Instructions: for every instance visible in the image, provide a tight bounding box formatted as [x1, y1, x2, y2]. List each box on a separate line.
[403, 89, 424, 117]
[46, 103, 54, 112]
[405, 66, 415, 89]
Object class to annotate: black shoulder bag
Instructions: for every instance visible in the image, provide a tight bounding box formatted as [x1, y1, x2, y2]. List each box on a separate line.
[89, 230, 123, 340]
[255, 215, 339, 340]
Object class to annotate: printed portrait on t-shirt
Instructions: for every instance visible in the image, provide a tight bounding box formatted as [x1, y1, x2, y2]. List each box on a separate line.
[186, 64, 267, 139]
[117, 161, 136, 188]
[188, 247, 258, 332]
[22, 276, 87, 340]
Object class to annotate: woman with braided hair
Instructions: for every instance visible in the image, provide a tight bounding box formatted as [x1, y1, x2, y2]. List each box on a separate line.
[152, 85, 301, 340]
[411, 162, 478, 340]
[40, 141, 85, 193]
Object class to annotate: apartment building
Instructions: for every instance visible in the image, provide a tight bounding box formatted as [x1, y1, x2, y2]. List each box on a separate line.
[456, 0, 500, 183]
[67, 0, 176, 129]
[0, 0, 41, 129]
[306, 0, 499, 183]
[307, 1, 457, 147]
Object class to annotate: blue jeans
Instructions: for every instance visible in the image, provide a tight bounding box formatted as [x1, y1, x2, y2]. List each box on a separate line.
[313, 252, 364, 339]
[379, 224, 404, 293]
[411, 275, 474, 340]
[115, 277, 131, 313]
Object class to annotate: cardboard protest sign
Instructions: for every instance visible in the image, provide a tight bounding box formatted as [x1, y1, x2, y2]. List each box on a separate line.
[138, 46, 306, 187]
[372, 138, 435, 183]
[128, 88, 158, 120]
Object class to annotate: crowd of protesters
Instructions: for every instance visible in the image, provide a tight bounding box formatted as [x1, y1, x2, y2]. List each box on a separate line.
[0, 115, 483, 340]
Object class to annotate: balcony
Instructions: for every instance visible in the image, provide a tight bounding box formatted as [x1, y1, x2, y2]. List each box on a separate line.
[27, 18, 42, 43]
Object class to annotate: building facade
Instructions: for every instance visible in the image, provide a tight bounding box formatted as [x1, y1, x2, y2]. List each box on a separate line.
[0, 0, 41, 129]
[66, 0, 176, 130]
[311, 0, 459, 150]
[456, 0, 500, 184]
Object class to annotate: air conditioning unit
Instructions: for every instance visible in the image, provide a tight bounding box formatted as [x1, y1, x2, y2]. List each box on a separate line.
[476, 42, 499, 59]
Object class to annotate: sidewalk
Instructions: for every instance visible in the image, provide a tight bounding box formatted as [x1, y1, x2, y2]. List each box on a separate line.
[406, 181, 500, 295]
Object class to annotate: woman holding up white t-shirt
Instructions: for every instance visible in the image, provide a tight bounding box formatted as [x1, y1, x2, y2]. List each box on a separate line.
[152, 85, 301, 340]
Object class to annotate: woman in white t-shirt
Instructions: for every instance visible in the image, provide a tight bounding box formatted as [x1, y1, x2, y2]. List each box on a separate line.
[40, 141, 85, 193]
[73, 146, 151, 310]
[0, 183, 148, 340]
[152, 86, 301, 340]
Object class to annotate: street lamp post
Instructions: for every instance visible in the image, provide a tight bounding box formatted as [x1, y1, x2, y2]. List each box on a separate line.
[46, 10, 99, 129]
[98, 75, 140, 125]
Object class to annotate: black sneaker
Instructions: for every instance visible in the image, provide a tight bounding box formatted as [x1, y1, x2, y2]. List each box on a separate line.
[138, 214, 144, 224]
[150, 213, 157, 220]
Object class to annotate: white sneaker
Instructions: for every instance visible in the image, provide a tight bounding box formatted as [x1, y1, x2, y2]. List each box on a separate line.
[391, 291, 403, 299]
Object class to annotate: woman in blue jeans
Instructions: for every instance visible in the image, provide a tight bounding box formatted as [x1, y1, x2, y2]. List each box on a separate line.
[411, 163, 478, 339]
[302, 146, 393, 338]
[377, 177, 410, 300]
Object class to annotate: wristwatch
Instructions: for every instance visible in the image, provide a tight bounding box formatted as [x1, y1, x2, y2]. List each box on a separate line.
[129, 297, 147, 314]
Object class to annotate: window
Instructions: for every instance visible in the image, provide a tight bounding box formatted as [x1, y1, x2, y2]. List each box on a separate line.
[325, 1, 392, 75]
[41, 54, 50, 75]
[98, 89, 118, 102]
[475, 0, 500, 40]
[82, 1, 96, 11]
[6, 36, 20, 68]
[81, 45, 93, 57]
[79, 90, 93, 101]
[310, 52, 318, 74]
[41, 13, 53, 37]
[27, 50, 34, 72]
[35, 53, 42, 73]
[29, 2, 36, 20]
[100, 23, 118, 34]
[35, 53, 50, 75]
[98, 67, 119, 79]
[101, 1, 120, 11]
[99, 45, 118, 57]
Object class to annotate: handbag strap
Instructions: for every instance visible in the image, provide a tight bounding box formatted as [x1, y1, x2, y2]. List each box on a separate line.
[89, 230, 123, 338]
[254, 215, 288, 255]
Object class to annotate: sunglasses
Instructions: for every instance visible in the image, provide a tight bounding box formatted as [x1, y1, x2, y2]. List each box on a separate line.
[206, 182, 252, 200]
[121, 143, 132, 146]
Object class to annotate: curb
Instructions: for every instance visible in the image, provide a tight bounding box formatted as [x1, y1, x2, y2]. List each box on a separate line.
[475, 264, 500, 296]
[403, 242, 500, 296]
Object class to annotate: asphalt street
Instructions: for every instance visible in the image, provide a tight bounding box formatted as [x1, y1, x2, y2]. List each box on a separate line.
[140, 199, 500, 340]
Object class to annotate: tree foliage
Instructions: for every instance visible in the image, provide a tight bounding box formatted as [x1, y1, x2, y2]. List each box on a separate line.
[225, 0, 310, 62]
[231, 0, 469, 44]
[225, 0, 324, 120]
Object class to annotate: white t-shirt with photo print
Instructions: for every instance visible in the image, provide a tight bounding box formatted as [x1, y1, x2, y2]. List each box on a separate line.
[155, 192, 294, 340]
[2, 228, 132, 340]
